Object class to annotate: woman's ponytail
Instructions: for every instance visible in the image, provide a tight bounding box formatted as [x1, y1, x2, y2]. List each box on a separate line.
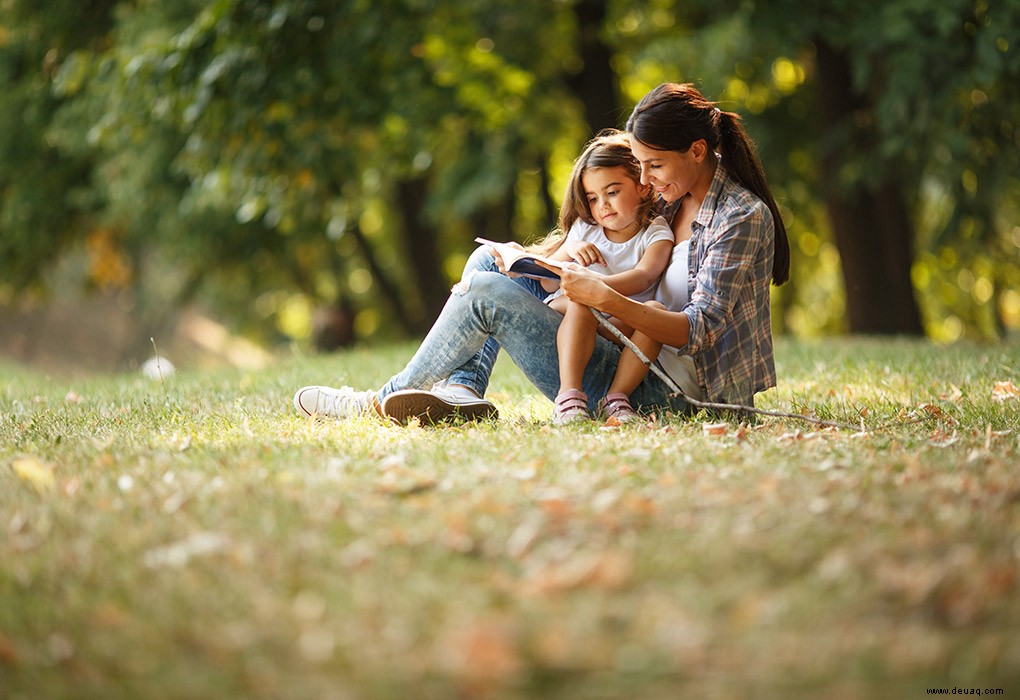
[715, 110, 790, 285]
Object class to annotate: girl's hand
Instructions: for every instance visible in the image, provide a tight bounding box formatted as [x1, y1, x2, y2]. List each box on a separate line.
[561, 240, 607, 267]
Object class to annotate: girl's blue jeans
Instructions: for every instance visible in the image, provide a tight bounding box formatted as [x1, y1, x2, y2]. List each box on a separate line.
[377, 246, 689, 414]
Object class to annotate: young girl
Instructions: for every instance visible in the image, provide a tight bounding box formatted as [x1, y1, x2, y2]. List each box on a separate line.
[524, 131, 673, 424]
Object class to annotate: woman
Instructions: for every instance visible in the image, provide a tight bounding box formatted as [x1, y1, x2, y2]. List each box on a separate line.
[293, 82, 790, 423]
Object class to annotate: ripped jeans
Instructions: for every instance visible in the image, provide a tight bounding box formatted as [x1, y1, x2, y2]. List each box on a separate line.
[377, 245, 689, 413]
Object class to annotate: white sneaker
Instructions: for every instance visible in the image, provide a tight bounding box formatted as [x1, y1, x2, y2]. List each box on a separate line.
[381, 385, 498, 424]
[293, 385, 378, 419]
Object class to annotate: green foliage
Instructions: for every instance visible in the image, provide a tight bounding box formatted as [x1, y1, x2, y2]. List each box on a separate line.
[0, 0, 117, 293]
[0, 0, 1018, 341]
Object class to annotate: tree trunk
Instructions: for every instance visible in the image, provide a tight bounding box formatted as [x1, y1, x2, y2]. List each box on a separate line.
[814, 40, 925, 335]
[469, 189, 518, 246]
[568, 0, 621, 134]
[395, 176, 447, 330]
[347, 223, 418, 334]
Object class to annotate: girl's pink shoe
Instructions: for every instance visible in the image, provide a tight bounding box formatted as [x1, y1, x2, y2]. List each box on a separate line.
[553, 389, 591, 425]
[599, 392, 640, 423]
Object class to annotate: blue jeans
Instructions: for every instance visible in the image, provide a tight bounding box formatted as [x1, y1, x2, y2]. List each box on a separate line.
[377, 246, 689, 414]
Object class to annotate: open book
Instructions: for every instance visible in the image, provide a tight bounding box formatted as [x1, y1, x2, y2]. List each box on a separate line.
[475, 237, 564, 280]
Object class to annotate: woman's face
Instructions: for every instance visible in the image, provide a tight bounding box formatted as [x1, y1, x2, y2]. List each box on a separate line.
[629, 139, 701, 203]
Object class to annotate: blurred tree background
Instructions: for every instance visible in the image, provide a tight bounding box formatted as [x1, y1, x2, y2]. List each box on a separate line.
[1, 0, 1018, 366]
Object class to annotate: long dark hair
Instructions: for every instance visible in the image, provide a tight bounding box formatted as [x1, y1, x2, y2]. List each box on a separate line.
[626, 83, 790, 285]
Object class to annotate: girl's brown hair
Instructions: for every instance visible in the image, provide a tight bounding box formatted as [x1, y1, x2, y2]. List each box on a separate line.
[626, 83, 790, 285]
[529, 129, 654, 256]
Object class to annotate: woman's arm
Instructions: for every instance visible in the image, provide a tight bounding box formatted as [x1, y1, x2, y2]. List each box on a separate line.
[556, 266, 691, 347]
[683, 208, 766, 354]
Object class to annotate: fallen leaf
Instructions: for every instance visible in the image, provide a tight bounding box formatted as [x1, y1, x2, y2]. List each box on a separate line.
[91, 602, 128, 629]
[143, 531, 230, 568]
[0, 633, 19, 666]
[992, 381, 1019, 401]
[919, 403, 959, 424]
[523, 549, 633, 594]
[536, 494, 572, 521]
[939, 384, 963, 402]
[11, 456, 55, 492]
[702, 422, 727, 436]
[505, 516, 543, 560]
[436, 615, 522, 686]
[376, 469, 436, 496]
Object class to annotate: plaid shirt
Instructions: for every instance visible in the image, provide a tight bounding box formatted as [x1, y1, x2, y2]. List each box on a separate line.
[659, 162, 777, 407]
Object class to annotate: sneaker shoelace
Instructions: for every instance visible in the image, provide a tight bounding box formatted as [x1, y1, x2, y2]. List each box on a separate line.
[328, 388, 370, 416]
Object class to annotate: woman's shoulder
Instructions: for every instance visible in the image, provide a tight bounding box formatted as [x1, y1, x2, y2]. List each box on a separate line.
[716, 167, 770, 219]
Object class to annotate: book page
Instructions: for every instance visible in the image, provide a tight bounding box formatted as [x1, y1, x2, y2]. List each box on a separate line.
[474, 238, 562, 279]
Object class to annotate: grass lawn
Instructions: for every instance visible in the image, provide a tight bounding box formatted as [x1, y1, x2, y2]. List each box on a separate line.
[2, 337, 1019, 699]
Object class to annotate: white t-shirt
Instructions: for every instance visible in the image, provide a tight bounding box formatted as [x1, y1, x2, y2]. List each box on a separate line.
[653, 239, 705, 400]
[546, 216, 674, 303]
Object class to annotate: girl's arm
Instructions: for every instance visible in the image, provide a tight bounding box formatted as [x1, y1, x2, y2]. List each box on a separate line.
[549, 238, 607, 267]
[597, 239, 672, 297]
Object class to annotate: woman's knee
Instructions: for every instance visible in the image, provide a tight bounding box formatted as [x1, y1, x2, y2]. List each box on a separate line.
[452, 269, 513, 298]
[643, 300, 666, 310]
[453, 246, 498, 290]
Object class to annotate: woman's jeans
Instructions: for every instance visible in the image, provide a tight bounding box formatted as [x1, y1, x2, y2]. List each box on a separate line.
[377, 246, 689, 413]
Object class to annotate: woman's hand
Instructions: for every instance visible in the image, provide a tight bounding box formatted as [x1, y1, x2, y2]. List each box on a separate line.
[489, 241, 524, 277]
[556, 263, 615, 309]
[560, 240, 607, 267]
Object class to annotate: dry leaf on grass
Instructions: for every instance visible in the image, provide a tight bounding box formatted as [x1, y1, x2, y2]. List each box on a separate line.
[143, 531, 230, 568]
[521, 548, 634, 594]
[436, 615, 523, 687]
[11, 456, 55, 492]
[0, 633, 19, 666]
[938, 384, 964, 402]
[919, 403, 958, 424]
[992, 381, 1019, 401]
[375, 469, 436, 496]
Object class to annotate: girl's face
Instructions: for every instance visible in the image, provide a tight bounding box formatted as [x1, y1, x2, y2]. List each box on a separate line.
[629, 139, 703, 203]
[581, 165, 648, 237]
